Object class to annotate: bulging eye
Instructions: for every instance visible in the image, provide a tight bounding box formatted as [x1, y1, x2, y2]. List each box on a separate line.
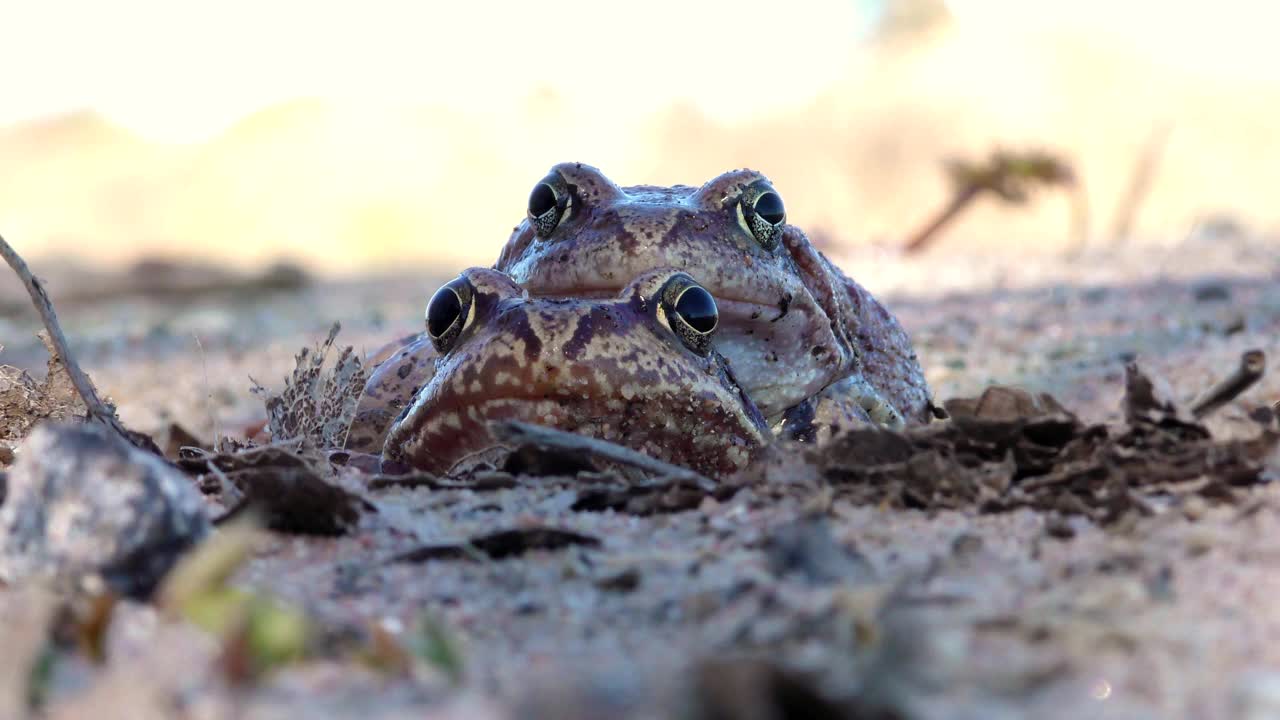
[740, 180, 786, 250]
[527, 171, 571, 238]
[425, 275, 475, 353]
[658, 274, 718, 356]
[753, 190, 785, 226]
[674, 286, 717, 334]
[426, 286, 460, 338]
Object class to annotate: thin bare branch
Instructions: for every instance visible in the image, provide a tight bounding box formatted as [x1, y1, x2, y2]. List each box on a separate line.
[1062, 181, 1092, 258]
[1191, 349, 1266, 419]
[0, 232, 131, 438]
[901, 185, 982, 255]
[490, 420, 716, 492]
[1108, 123, 1172, 245]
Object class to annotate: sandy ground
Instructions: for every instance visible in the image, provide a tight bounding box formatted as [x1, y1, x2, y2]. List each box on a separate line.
[1, 234, 1279, 719]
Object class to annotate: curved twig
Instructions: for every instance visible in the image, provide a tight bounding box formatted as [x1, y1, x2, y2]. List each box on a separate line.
[1191, 349, 1266, 419]
[0, 232, 130, 436]
[490, 420, 716, 492]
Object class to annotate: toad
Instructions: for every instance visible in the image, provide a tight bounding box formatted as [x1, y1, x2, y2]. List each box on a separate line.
[347, 164, 930, 452]
[382, 268, 771, 478]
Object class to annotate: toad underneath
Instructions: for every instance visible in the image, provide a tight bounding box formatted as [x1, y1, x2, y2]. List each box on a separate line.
[383, 268, 771, 478]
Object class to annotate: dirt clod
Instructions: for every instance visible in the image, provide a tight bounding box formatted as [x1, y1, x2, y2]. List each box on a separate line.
[0, 423, 210, 598]
[392, 527, 602, 563]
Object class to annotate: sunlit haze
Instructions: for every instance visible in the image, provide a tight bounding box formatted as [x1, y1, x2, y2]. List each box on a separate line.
[4, 0, 869, 142]
[2, 0, 1277, 275]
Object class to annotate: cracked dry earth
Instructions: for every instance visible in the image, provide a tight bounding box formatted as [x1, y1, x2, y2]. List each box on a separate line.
[2, 234, 1280, 719]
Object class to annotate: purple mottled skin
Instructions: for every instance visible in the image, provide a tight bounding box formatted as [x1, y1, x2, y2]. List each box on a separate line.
[383, 268, 771, 479]
[347, 163, 931, 455]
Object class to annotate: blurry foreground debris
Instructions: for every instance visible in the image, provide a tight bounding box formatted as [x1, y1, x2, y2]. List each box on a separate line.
[1, 333, 88, 456]
[0, 233, 146, 448]
[767, 354, 1277, 524]
[0, 422, 211, 598]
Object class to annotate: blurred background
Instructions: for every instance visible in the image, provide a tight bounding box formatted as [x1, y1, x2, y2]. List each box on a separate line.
[3, 0, 1277, 278]
[1, 0, 1277, 438]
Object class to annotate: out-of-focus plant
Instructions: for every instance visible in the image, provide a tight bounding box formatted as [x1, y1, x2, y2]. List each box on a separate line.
[159, 515, 309, 686]
[901, 149, 1077, 254]
[160, 515, 466, 687]
[1107, 124, 1172, 246]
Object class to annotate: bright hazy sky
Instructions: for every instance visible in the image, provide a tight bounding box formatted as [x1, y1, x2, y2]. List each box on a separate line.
[7, 0, 1273, 143]
[2, 0, 1276, 274]
[3, 0, 873, 142]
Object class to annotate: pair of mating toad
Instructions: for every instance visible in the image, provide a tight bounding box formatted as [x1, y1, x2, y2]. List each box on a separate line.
[346, 164, 932, 479]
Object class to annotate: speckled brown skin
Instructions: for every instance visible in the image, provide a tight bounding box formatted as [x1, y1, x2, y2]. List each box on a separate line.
[382, 268, 771, 479]
[497, 163, 931, 427]
[777, 224, 933, 427]
[346, 333, 435, 452]
[348, 163, 931, 453]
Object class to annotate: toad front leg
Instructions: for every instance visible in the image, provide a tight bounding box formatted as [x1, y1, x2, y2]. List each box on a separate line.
[346, 332, 436, 453]
[778, 374, 906, 443]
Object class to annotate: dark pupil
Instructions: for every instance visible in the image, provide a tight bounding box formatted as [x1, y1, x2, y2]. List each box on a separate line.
[427, 286, 462, 338]
[529, 182, 557, 217]
[754, 191, 785, 225]
[675, 287, 717, 334]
